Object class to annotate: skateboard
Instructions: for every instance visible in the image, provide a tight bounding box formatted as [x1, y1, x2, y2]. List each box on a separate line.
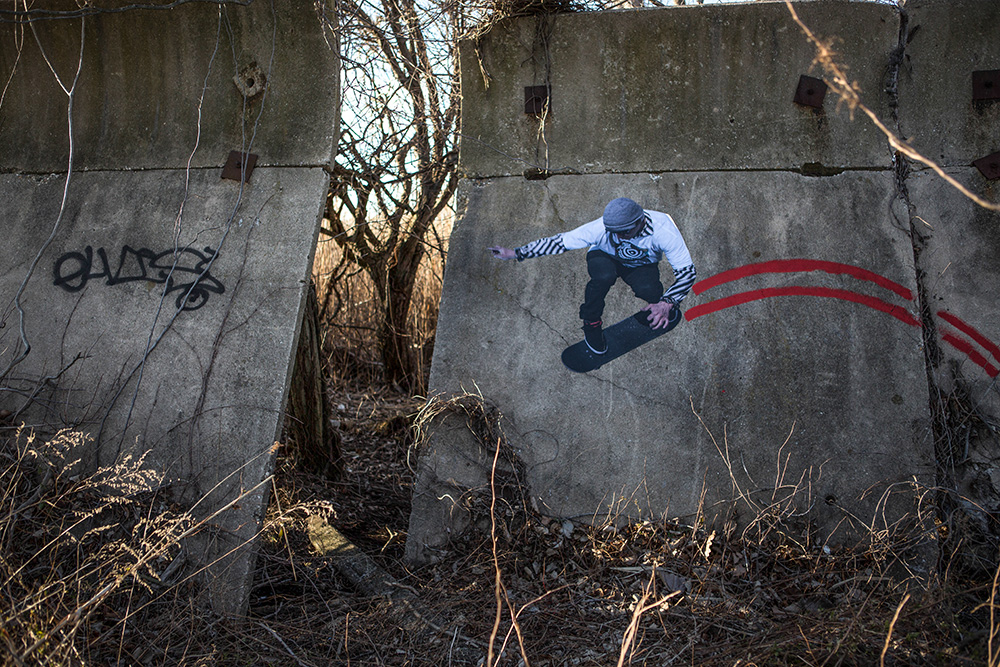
[561, 306, 682, 373]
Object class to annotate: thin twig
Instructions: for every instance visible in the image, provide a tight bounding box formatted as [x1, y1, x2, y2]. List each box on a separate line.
[990, 559, 1000, 666]
[255, 621, 315, 667]
[880, 592, 910, 667]
[487, 436, 504, 667]
[1, 7, 86, 382]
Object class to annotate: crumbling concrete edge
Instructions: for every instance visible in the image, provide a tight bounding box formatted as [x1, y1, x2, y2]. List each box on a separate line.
[404, 393, 528, 565]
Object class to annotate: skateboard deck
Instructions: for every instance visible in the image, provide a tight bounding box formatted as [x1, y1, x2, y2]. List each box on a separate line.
[561, 306, 682, 373]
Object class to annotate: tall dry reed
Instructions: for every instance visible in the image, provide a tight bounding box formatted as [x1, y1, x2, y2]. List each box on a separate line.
[0, 428, 192, 666]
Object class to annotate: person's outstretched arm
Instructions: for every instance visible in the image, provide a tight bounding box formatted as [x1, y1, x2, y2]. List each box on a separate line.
[489, 219, 604, 262]
[487, 234, 569, 261]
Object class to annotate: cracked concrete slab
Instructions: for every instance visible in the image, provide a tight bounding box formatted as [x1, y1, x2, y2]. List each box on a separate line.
[412, 0, 998, 574]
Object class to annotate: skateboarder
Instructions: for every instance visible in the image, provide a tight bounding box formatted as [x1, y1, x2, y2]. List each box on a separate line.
[489, 197, 696, 355]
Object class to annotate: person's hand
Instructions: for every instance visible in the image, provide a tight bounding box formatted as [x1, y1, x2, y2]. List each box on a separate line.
[488, 246, 516, 260]
[642, 301, 674, 329]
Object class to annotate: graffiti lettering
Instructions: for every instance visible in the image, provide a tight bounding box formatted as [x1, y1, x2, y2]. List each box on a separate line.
[53, 245, 225, 311]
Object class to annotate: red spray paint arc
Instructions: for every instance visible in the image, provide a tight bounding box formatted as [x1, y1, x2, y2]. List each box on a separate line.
[685, 259, 999, 379]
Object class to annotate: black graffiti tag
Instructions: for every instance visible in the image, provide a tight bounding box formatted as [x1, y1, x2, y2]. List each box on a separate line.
[53, 245, 226, 311]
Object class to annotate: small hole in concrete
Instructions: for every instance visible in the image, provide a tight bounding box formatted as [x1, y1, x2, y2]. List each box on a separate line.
[247, 78, 255, 88]
[825, 494, 837, 505]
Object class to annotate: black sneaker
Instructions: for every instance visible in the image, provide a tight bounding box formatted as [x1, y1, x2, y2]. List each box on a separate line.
[582, 320, 607, 355]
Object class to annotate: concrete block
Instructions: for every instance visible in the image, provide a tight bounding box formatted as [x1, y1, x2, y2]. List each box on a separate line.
[0, 0, 337, 614]
[459, 1, 898, 178]
[406, 412, 493, 564]
[899, 0, 1000, 169]
[0, 167, 326, 611]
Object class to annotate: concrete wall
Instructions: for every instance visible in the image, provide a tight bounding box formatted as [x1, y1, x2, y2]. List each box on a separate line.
[0, 1, 338, 613]
[896, 0, 1000, 535]
[409, 0, 1000, 564]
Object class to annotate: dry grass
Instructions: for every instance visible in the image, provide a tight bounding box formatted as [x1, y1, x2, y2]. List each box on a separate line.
[390, 393, 995, 666]
[2, 385, 998, 665]
[0, 428, 194, 666]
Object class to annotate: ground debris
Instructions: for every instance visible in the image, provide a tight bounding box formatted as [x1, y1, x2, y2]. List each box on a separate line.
[241, 385, 991, 666]
[4, 384, 997, 666]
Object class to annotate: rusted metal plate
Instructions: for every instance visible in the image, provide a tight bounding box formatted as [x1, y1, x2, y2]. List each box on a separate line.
[973, 151, 1000, 180]
[221, 151, 258, 183]
[794, 75, 827, 109]
[973, 70, 1000, 101]
[524, 85, 550, 116]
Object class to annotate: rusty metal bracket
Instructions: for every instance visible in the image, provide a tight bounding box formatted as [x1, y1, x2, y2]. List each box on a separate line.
[524, 85, 550, 116]
[793, 75, 827, 109]
[973, 151, 1000, 180]
[221, 151, 258, 183]
[973, 70, 1000, 101]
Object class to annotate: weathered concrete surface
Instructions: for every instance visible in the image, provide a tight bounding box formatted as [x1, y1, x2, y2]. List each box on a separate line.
[911, 170, 1000, 388]
[409, 171, 932, 560]
[0, 0, 338, 172]
[898, 0, 1000, 534]
[908, 169, 1000, 499]
[3, 167, 326, 609]
[898, 0, 1000, 168]
[0, 1, 337, 614]
[901, 0, 1000, 387]
[459, 1, 897, 178]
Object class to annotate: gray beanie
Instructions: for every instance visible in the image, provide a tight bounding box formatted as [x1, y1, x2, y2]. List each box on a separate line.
[603, 197, 644, 232]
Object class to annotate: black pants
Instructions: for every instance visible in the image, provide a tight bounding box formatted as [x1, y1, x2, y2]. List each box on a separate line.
[580, 250, 663, 323]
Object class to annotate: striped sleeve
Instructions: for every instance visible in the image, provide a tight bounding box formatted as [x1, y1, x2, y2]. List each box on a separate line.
[515, 234, 568, 260]
[662, 264, 697, 304]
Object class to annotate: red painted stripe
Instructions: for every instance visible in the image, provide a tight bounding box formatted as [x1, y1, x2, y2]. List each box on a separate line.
[936, 311, 1000, 366]
[941, 331, 1000, 378]
[693, 260, 913, 301]
[684, 286, 921, 327]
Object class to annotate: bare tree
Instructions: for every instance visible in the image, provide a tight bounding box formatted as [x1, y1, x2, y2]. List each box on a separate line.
[323, 0, 461, 392]
[322, 0, 606, 392]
